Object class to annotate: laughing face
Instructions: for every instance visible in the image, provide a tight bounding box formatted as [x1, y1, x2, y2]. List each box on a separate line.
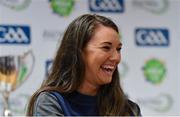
[82, 24, 122, 88]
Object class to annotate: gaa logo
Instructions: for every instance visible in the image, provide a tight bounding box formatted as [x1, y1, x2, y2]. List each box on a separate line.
[89, 0, 124, 13]
[135, 28, 169, 46]
[0, 25, 31, 44]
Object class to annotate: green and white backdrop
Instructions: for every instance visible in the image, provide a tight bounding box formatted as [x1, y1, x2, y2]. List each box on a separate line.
[0, 0, 179, 116]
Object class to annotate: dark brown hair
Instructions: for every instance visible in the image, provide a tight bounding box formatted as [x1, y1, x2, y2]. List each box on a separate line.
[27, 14, 132, 116]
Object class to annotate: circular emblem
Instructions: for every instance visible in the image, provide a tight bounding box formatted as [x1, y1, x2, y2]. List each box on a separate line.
[143, 59, 166, 84]
[0, 0, 31, 11]
[50, 0, 74, 16]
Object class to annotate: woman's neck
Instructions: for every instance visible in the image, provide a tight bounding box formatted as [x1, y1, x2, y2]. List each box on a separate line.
[77, 81, 99, 96]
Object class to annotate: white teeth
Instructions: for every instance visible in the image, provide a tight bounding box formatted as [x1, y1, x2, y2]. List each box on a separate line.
[102, 65, 115, 70]
[101, 65, 116, 76]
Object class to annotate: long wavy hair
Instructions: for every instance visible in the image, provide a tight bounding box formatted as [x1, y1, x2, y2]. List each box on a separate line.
[27, 14, 132, 116]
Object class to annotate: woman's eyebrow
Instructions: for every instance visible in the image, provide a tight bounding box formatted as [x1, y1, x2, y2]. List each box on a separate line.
[100, 42, 122, 46]
[100, 42, 112, 45]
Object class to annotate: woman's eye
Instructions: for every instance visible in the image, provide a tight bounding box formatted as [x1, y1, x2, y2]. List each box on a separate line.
[117, 47, 122, 52]
[102, 46, 111, 51]
[103, 46, 110, 50]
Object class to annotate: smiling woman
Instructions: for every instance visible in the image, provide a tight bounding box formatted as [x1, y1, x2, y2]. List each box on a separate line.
[81, 25, 122, 92]
[26, 14, 141, 116]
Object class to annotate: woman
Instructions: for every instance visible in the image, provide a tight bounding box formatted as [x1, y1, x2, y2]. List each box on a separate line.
[27, 14, 141, 116]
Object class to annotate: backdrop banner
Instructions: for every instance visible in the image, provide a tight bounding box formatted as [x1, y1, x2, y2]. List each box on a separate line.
[0, 0, 179, 115]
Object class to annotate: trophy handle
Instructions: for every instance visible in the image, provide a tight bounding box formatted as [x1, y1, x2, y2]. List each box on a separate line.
[16, 50, 35, 89]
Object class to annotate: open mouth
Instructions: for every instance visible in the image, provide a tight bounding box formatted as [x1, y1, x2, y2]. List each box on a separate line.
[101, 65, 115, 76]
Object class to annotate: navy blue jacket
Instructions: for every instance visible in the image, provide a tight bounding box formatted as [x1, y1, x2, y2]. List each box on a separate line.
[33, 91, 141, 116]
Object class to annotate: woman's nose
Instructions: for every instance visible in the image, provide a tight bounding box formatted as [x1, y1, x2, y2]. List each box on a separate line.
[109, 50, 121, 63]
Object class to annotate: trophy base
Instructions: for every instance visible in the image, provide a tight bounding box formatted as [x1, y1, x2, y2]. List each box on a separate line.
[4, 109, 12, 116]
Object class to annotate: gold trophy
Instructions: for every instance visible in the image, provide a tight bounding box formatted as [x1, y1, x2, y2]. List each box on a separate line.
[0, 50, 35, 116]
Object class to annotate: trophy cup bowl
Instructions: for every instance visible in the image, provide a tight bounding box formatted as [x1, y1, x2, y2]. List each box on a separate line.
[0, 50, 35, 116]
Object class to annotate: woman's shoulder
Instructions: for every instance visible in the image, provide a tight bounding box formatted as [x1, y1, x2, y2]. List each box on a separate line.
[34, 91, 64, 116]
[37, 91, 60, 97]
[36, 91, 61, 103]
[36, 91, 66, 106]
[37, 91, 56, 98]
[127, 99, 142, 116]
